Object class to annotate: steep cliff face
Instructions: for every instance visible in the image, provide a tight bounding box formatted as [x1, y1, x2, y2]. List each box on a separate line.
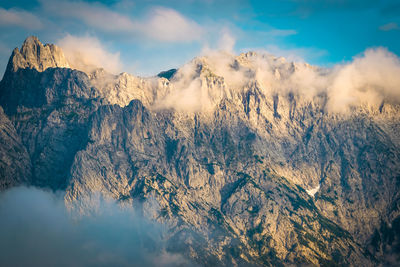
[65, 99, 369, 266]
[0, 37, 99, 189]
[0, 107, 31, 190]
[1, 36, 400, 266]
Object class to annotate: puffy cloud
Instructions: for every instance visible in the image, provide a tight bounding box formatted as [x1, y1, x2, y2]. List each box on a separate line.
[379, 22, 400, 31]
[0, 186, 192, 267]
[217, 30, 236, 53]
[327, 48, 400, 112]
[253, 47, 400, 113]
[57, 34, 123, 74]
[0, 8, 43, 29]
[143, 7, 204, 42]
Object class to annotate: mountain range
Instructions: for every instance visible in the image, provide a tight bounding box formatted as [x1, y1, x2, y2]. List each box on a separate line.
[0, 36, 399, 266]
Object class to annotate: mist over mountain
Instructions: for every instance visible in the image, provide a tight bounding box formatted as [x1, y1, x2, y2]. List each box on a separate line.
[0, 36, 400, 266]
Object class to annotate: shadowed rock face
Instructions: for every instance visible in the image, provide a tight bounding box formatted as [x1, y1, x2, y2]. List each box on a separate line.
[0, 107, 31, 189]
[1, 36, 400, 266]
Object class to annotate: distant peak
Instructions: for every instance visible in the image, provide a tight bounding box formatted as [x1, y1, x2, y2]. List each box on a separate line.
[6, 36, 70, 73]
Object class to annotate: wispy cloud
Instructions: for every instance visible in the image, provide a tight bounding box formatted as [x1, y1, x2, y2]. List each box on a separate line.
[379, 22, 400, 31]
[266, 29, 297, 37]
[40, 0, 203, 43]
[0, 8, 42, 29]
[0, 41, 11, 56]
[40, 0, 136, 32]
[216, 29, 236, 52]
[57, 34, 123, 74]
[142, 7, 204, 42]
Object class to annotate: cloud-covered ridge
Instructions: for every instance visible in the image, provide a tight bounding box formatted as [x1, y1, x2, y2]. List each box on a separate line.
[153, 47, 400, 113]
[46, 31, 400, 115]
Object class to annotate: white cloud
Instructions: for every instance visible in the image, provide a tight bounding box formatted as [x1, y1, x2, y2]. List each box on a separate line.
[57, 34, 123, 74]
[217, 30, 236, 52]
[200, 28, 237, 55]
[379, 22, 400, 31]
[327, 48, 400, 112]
[0, 8, 43, 29]
[143, 7, 204, 42]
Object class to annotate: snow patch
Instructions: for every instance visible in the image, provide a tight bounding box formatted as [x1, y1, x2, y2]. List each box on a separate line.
[306, 183, 320, 197]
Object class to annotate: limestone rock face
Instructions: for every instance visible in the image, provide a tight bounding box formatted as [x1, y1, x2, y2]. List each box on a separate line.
[7, 36, 70, 73]
[0, 107, 31, 190]
[0, 50, 99, 189]
[1, 37, 400, 266]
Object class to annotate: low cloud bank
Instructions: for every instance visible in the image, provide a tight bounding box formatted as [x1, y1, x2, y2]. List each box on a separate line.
[0, 186, 191, 267]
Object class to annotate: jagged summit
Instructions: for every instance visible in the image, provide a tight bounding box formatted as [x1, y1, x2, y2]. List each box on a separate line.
[6, 36, 70, 73]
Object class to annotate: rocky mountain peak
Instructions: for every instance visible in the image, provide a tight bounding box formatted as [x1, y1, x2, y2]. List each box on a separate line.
[6, 36, 70, 73]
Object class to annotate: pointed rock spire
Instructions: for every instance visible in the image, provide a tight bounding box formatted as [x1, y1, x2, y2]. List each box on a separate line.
[6, 36, 70, 73]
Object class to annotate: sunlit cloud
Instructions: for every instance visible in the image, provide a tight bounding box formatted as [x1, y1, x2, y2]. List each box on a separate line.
[327, 47, 400, 112]
[57, 34, 123, 74]
[142, 7, 204, 42]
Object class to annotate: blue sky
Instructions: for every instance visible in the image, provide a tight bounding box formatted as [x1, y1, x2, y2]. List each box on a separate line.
[0, 0, 399, 76]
